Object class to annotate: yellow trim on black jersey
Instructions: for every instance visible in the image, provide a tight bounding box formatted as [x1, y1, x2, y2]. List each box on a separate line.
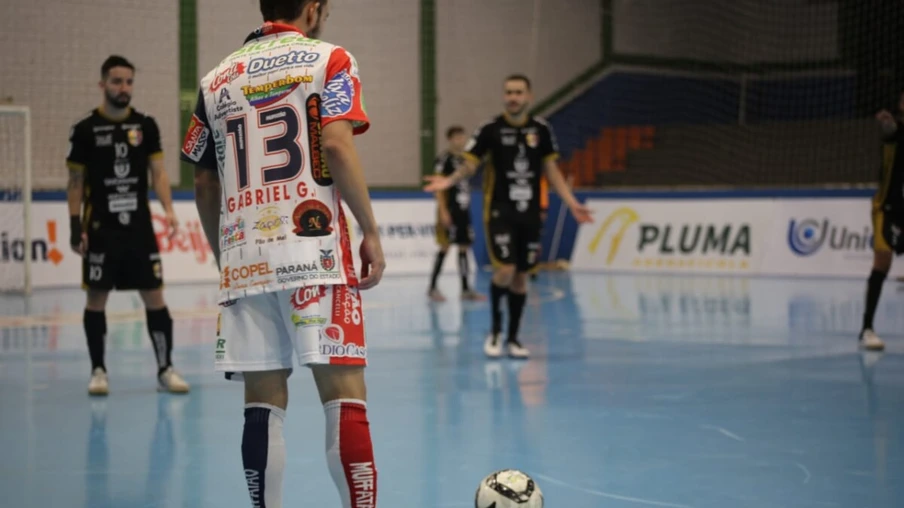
[544, 153, 560, 163]
[66, 161, 86, 171]
[482, 160, 502, 268]
[874, 144, 897, 208]
[462, 152, 481, 164]
[149, 151, 164, 161]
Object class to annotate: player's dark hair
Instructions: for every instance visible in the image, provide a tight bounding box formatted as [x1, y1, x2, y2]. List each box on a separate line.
[446, 126, 465, 139]
[505, 74, 532, 90]
[101, 56, 134, 79]
[260, 0, 326, 22]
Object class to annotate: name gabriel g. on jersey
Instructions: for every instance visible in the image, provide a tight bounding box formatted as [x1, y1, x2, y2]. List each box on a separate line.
[66, 109, 163, 230]
[463, 115, 559, 217]
[180, 22, 370, 304]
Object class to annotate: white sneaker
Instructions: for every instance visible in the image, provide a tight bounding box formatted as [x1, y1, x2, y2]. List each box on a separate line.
[158, 367, 191, 394]
[507, 341, 530, 359]
[483, 333, 503, 358]
[859, 329, 885, 352]
[88, 367, 109, 396]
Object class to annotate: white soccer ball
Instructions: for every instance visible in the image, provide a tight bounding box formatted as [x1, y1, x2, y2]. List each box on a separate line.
[474, 469, 543, 508]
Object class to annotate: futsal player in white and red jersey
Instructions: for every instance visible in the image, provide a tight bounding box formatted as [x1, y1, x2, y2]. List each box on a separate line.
[182, 1, 385, 506]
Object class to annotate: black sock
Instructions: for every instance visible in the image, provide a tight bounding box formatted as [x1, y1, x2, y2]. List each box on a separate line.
[490, 282, 508, 335]
[242, 405, 286, 507]
[146, 307, 173, 375]
[429, 250, 447, 290]
[863, 269, 887, 331]
[458, 250, 470, 291]
[84, 310, 106, 372]
[507, 291, 527, 344]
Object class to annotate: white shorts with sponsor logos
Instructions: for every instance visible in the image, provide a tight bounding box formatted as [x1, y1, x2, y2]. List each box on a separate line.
[215, 284, 366, 380]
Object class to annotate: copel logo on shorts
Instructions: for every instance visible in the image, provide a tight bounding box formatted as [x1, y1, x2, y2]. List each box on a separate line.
[220, 262, 273, 290]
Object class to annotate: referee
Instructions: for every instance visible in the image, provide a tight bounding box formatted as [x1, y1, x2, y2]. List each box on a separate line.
[66, 55, 190, 395]
[424, 74, 593, 358]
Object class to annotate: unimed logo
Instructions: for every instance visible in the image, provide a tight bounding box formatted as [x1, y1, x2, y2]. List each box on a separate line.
[0, 221, 63, 265]
[788, 218, 871, 256]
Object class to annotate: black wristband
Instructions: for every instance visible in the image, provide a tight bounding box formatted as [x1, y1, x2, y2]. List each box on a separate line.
[69, 215, 82, 247]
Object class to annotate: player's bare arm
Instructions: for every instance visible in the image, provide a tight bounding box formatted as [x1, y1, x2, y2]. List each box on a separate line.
[322, 119, 385, 289]
[67, 166, 88, 256]
[423, 157, 477, 192]
[193, 167, 222, 267]
[543, 158, 593, 224]
[149, 157, 179, 236]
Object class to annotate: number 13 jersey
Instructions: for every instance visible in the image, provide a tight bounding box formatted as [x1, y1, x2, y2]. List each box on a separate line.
[180, 22, 370, 305]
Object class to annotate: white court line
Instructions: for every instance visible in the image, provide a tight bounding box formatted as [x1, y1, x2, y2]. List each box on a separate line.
[699, 425, 745, 442]
[534, 473, 695, 508]
[795, 462, 812, 484]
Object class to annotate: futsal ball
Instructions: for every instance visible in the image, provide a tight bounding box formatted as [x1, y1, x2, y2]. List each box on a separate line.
[474, 469, 543, 507]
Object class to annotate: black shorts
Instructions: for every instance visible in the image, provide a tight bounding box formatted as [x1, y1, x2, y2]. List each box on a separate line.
[83, 227, 163, 291]
[873, 208, 904, 255]
[486, 208, 541, 272]
[436, 210, 473, 247]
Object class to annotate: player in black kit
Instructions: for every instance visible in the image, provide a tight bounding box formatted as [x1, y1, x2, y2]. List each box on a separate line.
[859, 90, 904, 352]
[424, 75, 593, 358]
[428, 126, 486, 302]
[66, 56, 190, 395]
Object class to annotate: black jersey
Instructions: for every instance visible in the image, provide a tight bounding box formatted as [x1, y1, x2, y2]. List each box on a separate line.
[434, 151, 471, 214]
[464, 114, 559, 219]
[66, 108, 163, 232]
[875, 121, 904, 214]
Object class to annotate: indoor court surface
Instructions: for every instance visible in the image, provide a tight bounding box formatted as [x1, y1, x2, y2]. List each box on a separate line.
[2, 271, 903, 508]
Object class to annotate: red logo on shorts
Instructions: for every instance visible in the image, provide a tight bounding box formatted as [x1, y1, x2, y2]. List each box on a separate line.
[291, 286, 327, 311]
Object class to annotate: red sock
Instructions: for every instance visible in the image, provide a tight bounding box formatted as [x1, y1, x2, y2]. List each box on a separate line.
[324, 399, 377, 508]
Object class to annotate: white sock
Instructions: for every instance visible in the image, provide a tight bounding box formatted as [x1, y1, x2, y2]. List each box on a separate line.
[243, 403, 286, 508]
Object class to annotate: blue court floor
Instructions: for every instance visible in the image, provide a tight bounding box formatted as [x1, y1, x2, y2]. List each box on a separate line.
[1, 271, 903, 508]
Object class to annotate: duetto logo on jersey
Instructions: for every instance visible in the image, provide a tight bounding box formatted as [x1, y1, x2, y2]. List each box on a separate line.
[590, 207, 752, 270]
[0, 220, 63, 265]
[248, 50, 320, 75]
[242, 75, 314, 108]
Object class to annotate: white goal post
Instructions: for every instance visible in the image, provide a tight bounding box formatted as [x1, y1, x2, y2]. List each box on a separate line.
[0, 105, 33, 295]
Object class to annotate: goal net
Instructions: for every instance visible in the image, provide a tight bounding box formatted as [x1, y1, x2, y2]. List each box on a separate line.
[0, 106, 33, 294]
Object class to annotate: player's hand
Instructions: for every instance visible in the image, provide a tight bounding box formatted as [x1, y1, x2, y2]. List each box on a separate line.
[165, 210, 179, 238]
[423, 175, 453, 193]
[358, 233, 386, 290]
[439, 210, 453, 229]
[876, 109, 895, 124]
[71, 233, 88, 257]
[569, 202, 594, 224]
